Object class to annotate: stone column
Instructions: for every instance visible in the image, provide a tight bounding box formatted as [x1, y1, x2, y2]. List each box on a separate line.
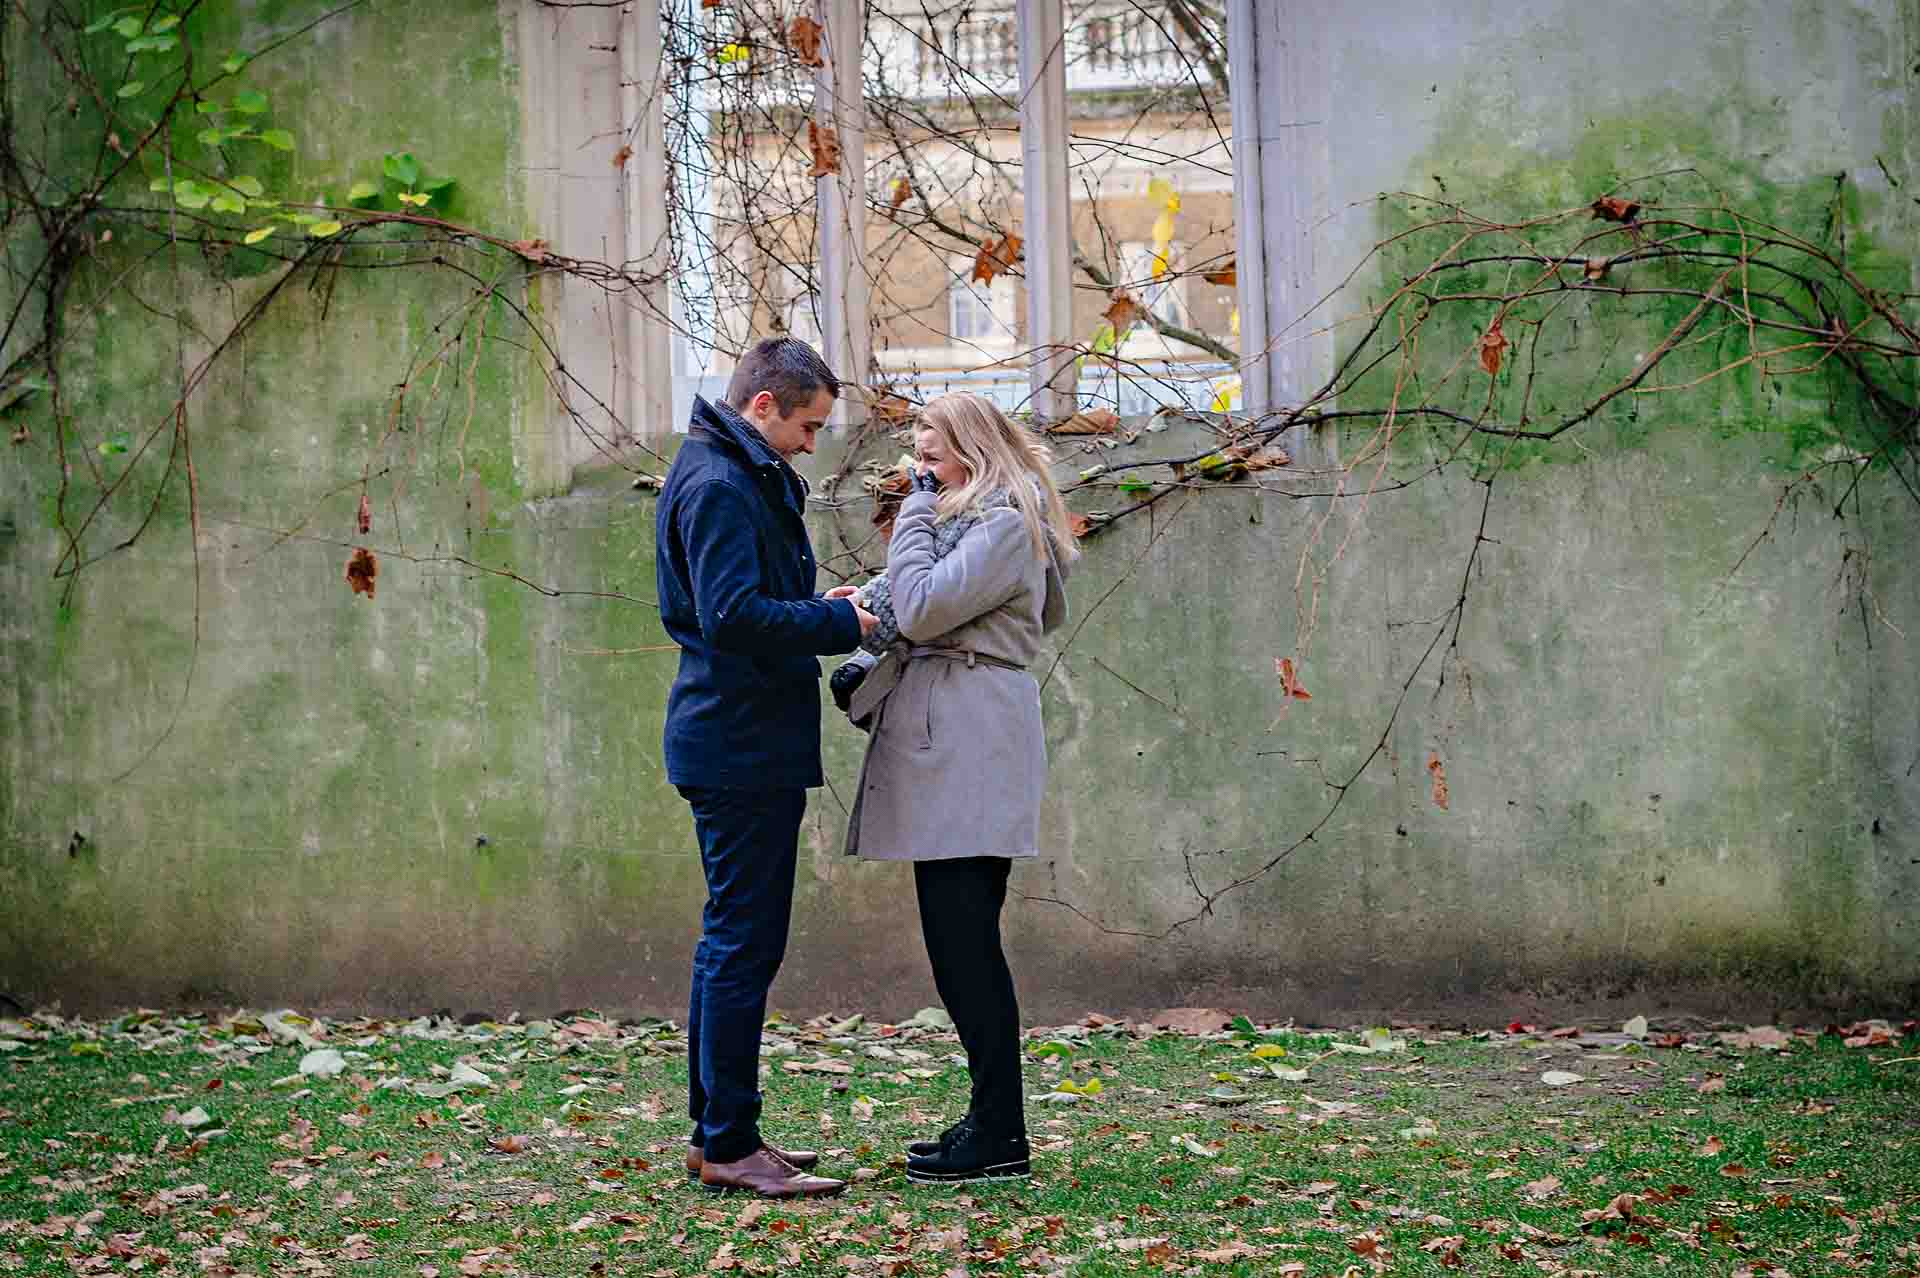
[621, 0, 674, 439]
[1228, 0, 1332, 434]
[1017, 0, 1076, 423]
[815, 0, 870, 427]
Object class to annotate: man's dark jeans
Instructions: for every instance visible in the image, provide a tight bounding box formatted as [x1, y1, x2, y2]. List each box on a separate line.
[680, 784, 806, 1164]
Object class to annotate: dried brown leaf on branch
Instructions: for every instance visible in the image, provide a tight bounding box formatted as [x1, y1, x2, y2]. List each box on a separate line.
[971, 234, 1023, 284]
[345, 547, 378, 599]
[1591, 195, 1642, 223]
[867, 468, 911, 535]
[1067, 512, 1092, 539]
[807, 121, 841, 178]
[787, 16, 824, 67]
[1582, 255, 1610, 282]
[701, 0, 720, 7]
[1275, 657, 1312, 701]
[1428, 753, 1449, 810]
[611, 143, 632, 171]
[1202, 259, 1237, 287]
[1104, 290, 1148, 333]
[508, 238, 549, 264]
[1478, 317, 1508, 376]
[356, 494, 371, 535]
[888, 176, 912, 212]
[870, 390, 915, 426]
[1051, 407, 1120, 436]
[1225, 441, 1289, 472]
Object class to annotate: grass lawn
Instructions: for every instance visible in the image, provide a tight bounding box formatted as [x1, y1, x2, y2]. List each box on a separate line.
[2, 1007, 1916, 1276]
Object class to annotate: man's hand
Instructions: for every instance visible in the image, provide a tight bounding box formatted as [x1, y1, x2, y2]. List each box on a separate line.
[854, 605, 879, 638]
[824, 585, 860, 600]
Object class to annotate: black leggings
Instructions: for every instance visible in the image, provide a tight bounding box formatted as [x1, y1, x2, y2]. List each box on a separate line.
[913, 856, 1025, 1138]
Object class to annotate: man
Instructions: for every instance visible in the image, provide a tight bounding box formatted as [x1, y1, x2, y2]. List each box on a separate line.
[655, 337, 878, 1198]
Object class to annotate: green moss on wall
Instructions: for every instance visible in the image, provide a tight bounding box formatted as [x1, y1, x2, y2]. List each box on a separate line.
[1342, 101, 1917, 480]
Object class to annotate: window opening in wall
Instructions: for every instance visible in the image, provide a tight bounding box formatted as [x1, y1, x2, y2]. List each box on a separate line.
[1119, 239, 1190, 329]
[947, 254, 1018, 345]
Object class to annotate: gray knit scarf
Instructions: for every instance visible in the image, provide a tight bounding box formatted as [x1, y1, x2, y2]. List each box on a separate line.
[855, 488, 1016, 654]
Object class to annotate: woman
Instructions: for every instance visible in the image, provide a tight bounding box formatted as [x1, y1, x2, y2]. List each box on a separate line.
[834, 391, 1076, 1185]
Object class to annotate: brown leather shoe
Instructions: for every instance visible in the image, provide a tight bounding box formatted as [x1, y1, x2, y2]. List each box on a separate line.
[699, 1147, 845, 1198]
[685, 1142, 820, 1178]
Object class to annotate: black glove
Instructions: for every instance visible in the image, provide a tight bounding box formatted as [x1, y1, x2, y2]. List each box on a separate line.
[910, 466, 942, 495]
[829, 660, 868, 714]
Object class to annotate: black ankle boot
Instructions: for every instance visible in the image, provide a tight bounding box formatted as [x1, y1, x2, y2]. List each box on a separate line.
[906, 1122, 1030, 1184]
[906, 1115, 974, 1159]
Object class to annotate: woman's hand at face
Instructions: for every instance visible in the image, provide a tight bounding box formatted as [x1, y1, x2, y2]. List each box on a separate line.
[910, 465, 943, 495]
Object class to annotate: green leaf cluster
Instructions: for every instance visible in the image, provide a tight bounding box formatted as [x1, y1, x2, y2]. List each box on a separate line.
[95, 17, 458, 246]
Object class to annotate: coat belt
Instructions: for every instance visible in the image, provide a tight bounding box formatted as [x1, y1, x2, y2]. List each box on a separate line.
[906, 646, 1027, 673]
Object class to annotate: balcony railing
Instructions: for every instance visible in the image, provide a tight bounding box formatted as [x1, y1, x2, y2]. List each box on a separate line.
[869, 1, 1214, 101]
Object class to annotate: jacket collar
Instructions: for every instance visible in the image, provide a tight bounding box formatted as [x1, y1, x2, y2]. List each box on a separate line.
[688, 394, 809, 509]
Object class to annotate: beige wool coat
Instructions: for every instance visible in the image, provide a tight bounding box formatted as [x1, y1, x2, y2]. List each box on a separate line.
[844, 489, 1068, 861]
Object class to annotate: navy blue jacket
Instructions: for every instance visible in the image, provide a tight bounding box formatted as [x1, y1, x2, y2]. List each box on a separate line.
[656, 396, 862, 789]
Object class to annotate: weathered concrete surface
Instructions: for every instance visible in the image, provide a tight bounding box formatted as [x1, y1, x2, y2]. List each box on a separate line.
[2, 0, 1917, 1024]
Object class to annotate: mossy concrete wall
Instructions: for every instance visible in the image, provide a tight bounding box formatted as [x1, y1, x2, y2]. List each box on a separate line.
[2, 1, 1917, 1023]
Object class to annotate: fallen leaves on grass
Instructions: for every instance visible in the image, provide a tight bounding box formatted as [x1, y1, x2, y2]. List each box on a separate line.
[1150, 1008, 1236, 1035]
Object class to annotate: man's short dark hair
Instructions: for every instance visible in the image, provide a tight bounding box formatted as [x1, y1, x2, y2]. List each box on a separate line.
[724, 337, 841, 416]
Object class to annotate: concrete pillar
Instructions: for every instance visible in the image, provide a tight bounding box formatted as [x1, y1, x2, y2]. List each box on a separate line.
[815, 0, 870, 427]
[621, 0, 674, 439]
[1228, 0, 1333, 432]
[1017, 0, 1076, 423]
[510, 2, 628, 492]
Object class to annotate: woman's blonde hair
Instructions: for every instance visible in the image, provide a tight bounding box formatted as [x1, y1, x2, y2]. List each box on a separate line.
[917, 391, 1080, 564]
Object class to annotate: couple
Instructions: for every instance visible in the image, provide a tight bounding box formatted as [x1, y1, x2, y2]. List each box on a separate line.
[654, 337, 1077, 1199]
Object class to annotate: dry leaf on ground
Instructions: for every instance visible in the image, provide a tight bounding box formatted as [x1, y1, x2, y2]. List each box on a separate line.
[1151, 1008, 1236, 1035]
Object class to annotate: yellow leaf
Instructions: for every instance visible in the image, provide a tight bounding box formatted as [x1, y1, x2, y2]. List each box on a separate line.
[1230, 306, 1240, 337]
[1209, 378, 1240, 413]
[1166, 191, 1181, 213]
[1213, 1071, 1234, 1082]
[1151, 250, 1169, 281]
[1251, 1044, 1287, 1059]
[309, 220, 342, 237]
[397, 191, 430, 207]
[1080, 1078, 1103, 1095]
[1150, 208, 1176, 254]
[243, 226, 274, 245]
